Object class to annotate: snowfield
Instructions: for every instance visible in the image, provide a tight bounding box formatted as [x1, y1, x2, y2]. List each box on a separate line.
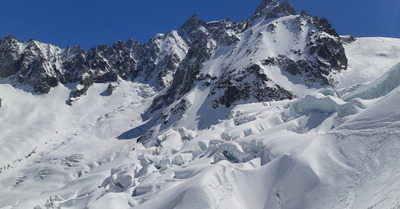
[1, 36, 400, 209]
[334, 37, 400, 88]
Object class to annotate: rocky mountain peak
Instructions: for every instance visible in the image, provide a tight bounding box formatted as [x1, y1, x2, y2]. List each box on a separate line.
[177, 15, 207, 42]
[255, 0, 279, 14]
[253, 0, 296, 19]
[2, 34, 16, 42]
[180, 15, 200, 29]
[0, 0, 348, 112]
[0, 35, 20, 50]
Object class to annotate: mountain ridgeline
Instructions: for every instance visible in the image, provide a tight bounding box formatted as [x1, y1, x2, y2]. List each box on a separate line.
[0, 0, 348, 126]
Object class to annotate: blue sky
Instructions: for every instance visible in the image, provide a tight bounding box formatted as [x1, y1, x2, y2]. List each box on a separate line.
[1, 0, 399, 49]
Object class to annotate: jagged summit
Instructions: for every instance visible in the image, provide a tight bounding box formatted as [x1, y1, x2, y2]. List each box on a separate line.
[2, 34, 17, 41]
[253, 0, 297, 19]
[178, 15, 202, 33]
[0, 0, 346, 109]
[177, 14, 207, 43]
[254, 0, 279, 15]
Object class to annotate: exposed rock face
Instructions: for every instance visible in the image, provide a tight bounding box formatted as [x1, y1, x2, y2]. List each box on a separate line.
[149, 17, 247, 112]
[0, 35, 22, 78]
[253, 0, 297, 19]
[0, 32, 188, 102]
[106, 83, 118, 96]
[149, 4, 347, 114]
[211, 64, 294, 108]
[340, 35, 356, 44]
[260, 14, 347, 87]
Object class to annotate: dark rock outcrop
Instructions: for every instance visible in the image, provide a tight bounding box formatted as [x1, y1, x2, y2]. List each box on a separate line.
[105, 83, 118, 96]
[253, 0, 297, 19]
[212, 64, 293, 108]
[340, 35, 356, 44]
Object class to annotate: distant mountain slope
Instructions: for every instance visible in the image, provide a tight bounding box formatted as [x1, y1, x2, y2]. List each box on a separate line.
[1, 0, 349, 150]
[0, 0, 346, 106]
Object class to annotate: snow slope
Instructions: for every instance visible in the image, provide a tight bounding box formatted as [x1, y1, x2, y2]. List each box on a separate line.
[342, 62, 400, 100]
[0, 80, 156, 208]
[334, 37, 400, 88]
[1, 36, 400, 209]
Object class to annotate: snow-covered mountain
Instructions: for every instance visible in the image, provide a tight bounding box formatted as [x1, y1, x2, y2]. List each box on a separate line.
[1, 0, 400, 208]
[0, 0, 345, 102]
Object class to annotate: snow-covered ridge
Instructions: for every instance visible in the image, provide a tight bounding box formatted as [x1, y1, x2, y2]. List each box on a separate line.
[342, 62, 400, 100]
[333, 37, 400, 88]
[0, 31, 188, 97]
[140, 9, 347, 144]
[1, 0, 345, 106]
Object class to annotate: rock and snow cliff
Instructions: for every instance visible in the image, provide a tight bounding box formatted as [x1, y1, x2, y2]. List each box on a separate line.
[0, 0, 349, 144]
[2, 0, 400, 209]
[0, 0, 346, 104]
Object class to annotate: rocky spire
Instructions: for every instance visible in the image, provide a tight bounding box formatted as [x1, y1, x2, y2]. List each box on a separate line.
[177, 14, 207, 44]
[254, 0, 279, 17]
[178, 15, 205, 36]
[253, 0, 297, 19]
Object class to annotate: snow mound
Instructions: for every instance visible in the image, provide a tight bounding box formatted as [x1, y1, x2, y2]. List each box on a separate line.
[334, 37, 400, 88]
[342, 62, 400, 101]
[287, 92, 345, 118]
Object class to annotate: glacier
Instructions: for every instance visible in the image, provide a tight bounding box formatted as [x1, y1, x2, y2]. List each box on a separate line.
[2, 0, 400, 209]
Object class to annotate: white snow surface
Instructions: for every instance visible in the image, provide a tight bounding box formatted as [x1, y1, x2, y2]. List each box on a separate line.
[333, 37, 400, 88]
[1, 36, 400, 209]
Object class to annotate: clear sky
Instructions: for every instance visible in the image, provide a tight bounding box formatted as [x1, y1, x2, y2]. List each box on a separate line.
[1, 0, 399, 49]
